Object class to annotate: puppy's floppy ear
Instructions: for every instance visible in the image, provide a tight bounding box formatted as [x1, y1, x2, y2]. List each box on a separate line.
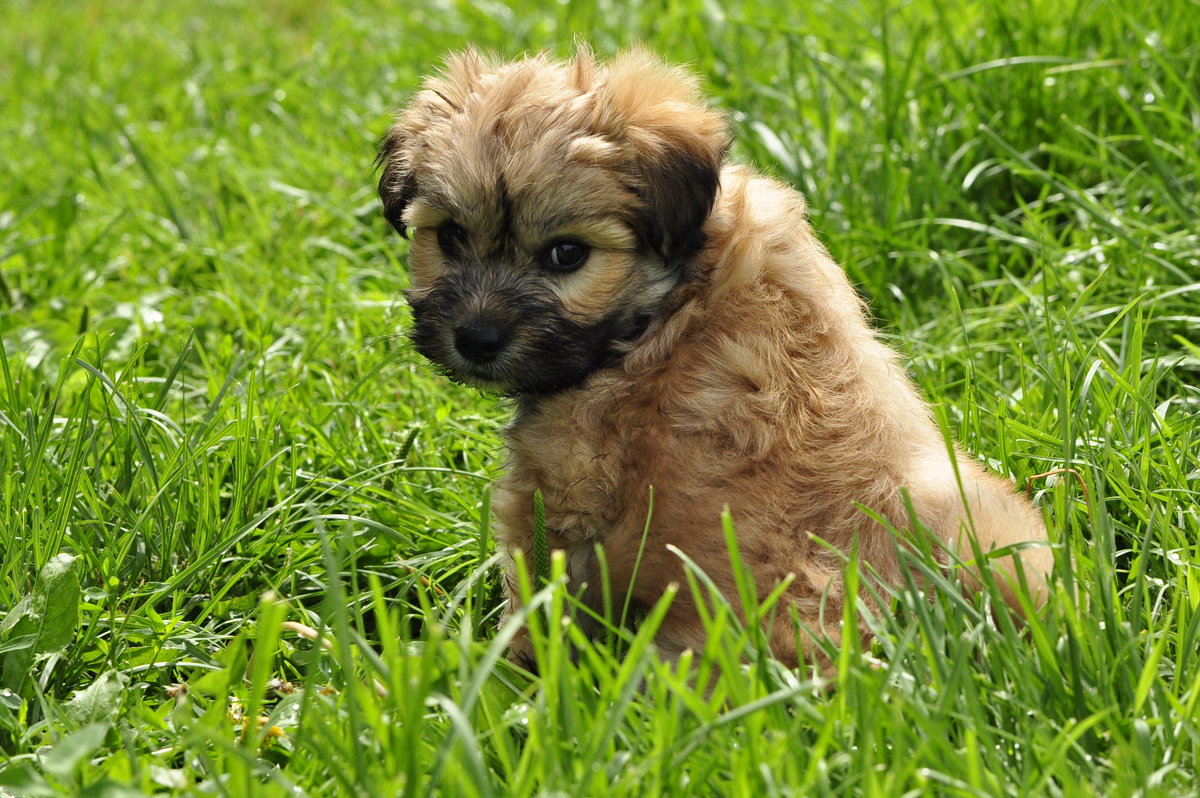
[631, 123, 727, 268]
[376, 48, 491, 237]
[599, 50, 730, 267]
[376, 126, 417, 237]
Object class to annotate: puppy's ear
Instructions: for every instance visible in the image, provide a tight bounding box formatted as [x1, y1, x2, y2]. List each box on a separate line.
[600, 50, 730, 267]
[376, 49, 491, 237]
[631, 123, 727, 268]
[376, 126, 417, 237]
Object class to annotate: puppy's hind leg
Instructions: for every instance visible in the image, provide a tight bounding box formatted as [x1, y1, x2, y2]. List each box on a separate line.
[950, 468, 1055, 611]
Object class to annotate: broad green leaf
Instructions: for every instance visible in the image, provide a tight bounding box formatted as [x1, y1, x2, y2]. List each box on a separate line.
[0, 554, 81, 693]
[66, 671, 129, 726]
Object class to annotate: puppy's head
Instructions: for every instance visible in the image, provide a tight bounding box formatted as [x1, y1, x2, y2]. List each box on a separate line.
[377, 48, 729, 395]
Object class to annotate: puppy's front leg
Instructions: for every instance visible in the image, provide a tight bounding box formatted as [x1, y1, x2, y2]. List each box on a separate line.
[502, 602, 538, 673]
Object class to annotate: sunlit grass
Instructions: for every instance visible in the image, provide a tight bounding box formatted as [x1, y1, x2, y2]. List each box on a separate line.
[1, 0, 1197, 794]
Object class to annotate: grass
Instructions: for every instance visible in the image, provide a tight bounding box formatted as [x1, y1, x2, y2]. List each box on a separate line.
[1, 0, 1198, 794]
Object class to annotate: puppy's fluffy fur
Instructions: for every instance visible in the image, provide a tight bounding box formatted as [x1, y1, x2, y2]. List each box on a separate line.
[378, 48, 1052, 668]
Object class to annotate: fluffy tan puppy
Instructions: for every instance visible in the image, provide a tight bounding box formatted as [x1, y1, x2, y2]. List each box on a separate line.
[377, 48, 1052, 670]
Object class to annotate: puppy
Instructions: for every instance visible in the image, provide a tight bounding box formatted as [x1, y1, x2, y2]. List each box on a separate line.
[377, 48, 1052, 670]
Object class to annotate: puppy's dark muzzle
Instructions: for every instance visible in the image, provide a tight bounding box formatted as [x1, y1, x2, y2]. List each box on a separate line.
[454, 320, 510, 364]
[408, 266, 623, 394]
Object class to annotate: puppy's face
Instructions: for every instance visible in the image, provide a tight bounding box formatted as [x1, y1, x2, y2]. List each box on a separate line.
[378, 49, 728, 395]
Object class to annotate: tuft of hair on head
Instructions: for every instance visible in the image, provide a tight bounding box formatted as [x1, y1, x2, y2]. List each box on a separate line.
[439, 45, 493, 105]
[568, 39, 598, 91]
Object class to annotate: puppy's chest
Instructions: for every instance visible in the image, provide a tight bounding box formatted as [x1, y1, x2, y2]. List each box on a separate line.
[493, 403, 647, 550]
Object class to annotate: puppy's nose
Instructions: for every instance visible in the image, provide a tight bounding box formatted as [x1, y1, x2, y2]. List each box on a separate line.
[454, 321, 509, 364]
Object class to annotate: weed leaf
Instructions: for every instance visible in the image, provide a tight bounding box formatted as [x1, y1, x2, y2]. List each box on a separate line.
[66, 671, 129, 726]
[0, 554, 81, 693]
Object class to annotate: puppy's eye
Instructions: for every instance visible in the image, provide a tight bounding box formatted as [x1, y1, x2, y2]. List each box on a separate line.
[437, 224, 467, 256]
[542, 241, 590, 273]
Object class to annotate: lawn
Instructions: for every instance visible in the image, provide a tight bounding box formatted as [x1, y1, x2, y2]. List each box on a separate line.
[1, 0, 1198, 795]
